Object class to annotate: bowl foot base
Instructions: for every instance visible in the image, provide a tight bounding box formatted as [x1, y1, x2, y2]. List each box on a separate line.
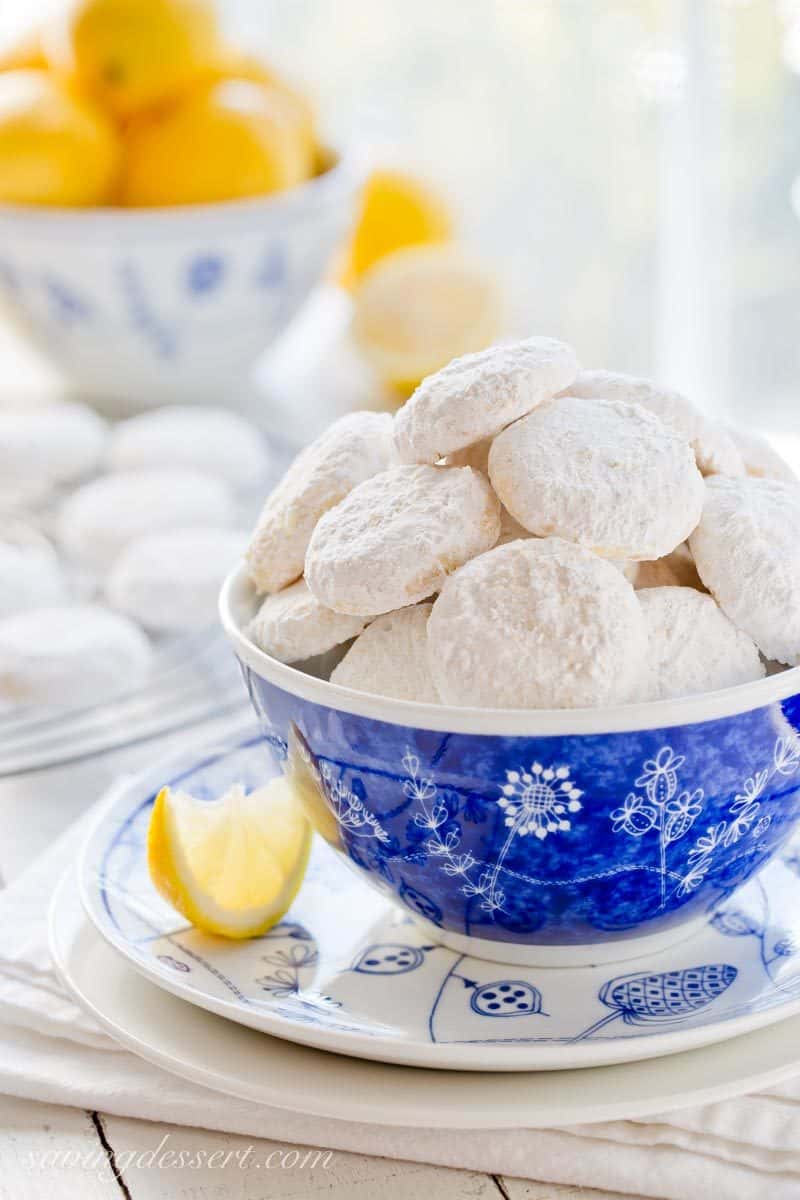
[410, 912, 710, 968]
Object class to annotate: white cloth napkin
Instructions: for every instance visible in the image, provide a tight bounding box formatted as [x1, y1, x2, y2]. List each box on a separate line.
[2, 798, 800, 1200]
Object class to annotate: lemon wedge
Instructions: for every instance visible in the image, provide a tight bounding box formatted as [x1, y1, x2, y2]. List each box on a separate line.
[147, 776, 312, 939]
[339, 168, 453, 289]
[351, 244, 504, 394]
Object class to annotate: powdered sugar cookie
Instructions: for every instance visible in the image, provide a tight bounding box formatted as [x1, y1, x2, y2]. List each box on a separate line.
[0, 401, 107, 489]
[394, 336, 578, 465]
[58, 469, 236, 571]
[0, 604, 152, 706]
[248, 579, 370, 664]
[106, 527, 249, 632]
[612, 560, 640, 584]
[427, 538, 647, 709]
[446, 441, 529, 546]
[729, 428, 797, 483]
[689, 476, 800, 664]
[305, 465, 501, 616]
[246, 411, 396, 595]
[488, 396, 704, 560]
[637, 586, 764, 701]
[635, 543, 705, 591]
[108, 406, 269, 490]
[331, 603, 440, 702]
[0, 526, 67, 620]
[562, 370, 744, 477]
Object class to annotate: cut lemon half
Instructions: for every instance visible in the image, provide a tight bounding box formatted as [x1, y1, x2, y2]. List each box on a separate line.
[147, 776, 312, 939]
[338, 168, 453, 289]
[351, 244, 504, 393]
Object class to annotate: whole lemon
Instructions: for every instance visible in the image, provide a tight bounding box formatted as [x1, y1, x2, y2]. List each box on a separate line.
[47, 0, 219, 118]
[0, 70, 120, 206]
[120, 78, 313, 206]
[208, 48, 316, 156]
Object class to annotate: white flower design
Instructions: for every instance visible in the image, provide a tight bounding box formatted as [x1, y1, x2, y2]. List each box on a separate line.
[498, 762, 583, 841]
[679, 735, 800, 895]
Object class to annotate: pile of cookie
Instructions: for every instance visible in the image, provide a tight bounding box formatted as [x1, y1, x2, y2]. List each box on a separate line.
[244, 337, 800, 709]
[0, 404, 264, 707]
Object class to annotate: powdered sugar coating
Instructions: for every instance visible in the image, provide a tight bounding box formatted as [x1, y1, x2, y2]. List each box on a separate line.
[305, 465, 501, 616]
[636, 586, 764, 702]
[0, 401, 107, 488]
[488, 396, 704, 560]
[0, 530, 67, 620]
[106, 527, 249, 632]
[58, 469, 236, 571]
[394, 337, 578, 465]
[427, 538, 647, 709]
[446, 440, 531, 546]
[635, 544, 705, 591]
[248, 579, 370, 664]
[729, 428, 797, 483]
[562, 370, 744, 478]
[246, 411, 396, 595]
[0, 604, 152, 706]
[689, 476, 800, 665]
[331, 603, 440, 702]
[108, 406, 269, 490]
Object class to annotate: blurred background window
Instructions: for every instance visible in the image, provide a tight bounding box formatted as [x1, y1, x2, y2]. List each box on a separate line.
[3, 0, 800, 431]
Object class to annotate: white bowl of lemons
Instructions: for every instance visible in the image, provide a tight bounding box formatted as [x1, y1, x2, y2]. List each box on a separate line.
[0, 0, 358, 411]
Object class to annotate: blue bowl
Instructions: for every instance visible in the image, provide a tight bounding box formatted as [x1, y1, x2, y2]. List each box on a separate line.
[221, 564, 800, 966]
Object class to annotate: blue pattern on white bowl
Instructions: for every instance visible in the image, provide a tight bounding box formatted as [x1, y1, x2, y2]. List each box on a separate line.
[243, 667, 800, 957]
[0, 154, 357, 408]
[78, 728, 800, 1071]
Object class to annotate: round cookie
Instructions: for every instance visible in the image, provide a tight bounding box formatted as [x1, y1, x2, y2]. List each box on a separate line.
[562, 370, 744, 478]
[635, 543, 705, 592]
[108, 406, 269, 490]
[58, 469, 236, 571]
[689, 476, 800, 665]
[305, 465, 501, 616]
[331, 604, 440, 702]
[0, 528, 67, 620]
[394, 336, 578, 465]
[488, 396, 704, 560]
[246, 411, 396, 595]
[248, 579, 370, 664]
[729, 428, 797, 483]
[106, 527, 249, 632]
[0, 401, 107, 488]
[0, 604, 152, 706]
[446, 440, 530, 547]
[636, 586, 764, 702]
[427, 538, 647, 709]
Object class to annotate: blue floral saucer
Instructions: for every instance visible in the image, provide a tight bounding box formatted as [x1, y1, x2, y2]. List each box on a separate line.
[79, 727, 800, 1071]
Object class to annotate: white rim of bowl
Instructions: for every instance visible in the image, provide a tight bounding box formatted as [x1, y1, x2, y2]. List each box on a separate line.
[0, 144, 358, 232]
[219, 563, 800, 737]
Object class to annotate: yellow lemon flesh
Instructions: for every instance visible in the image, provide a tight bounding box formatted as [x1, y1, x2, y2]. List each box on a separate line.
[340, 169, 453, 289]
[48, 0, 220, 119]
[120, 77, 313, 206]
[147, 776, 312, 939]
[0, 69, 120, 206]
[351, 244, 504, 392]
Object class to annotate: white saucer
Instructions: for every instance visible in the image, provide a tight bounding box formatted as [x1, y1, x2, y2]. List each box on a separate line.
[50, 867, 800, 1129]
[78, 730, 800, 1072]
